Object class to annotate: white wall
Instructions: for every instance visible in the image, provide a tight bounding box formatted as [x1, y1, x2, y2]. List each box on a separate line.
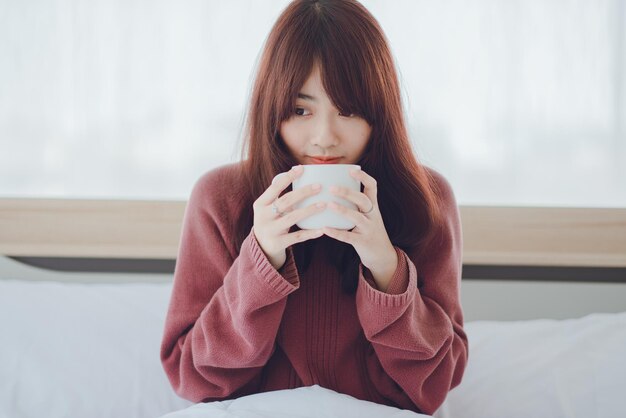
[1, 0, 625, 207]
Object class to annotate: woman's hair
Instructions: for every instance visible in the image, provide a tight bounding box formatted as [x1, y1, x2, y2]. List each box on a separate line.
[235, 0, 442, 292]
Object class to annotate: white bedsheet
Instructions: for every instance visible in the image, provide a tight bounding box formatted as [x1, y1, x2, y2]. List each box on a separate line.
[157, 385, 429, 418]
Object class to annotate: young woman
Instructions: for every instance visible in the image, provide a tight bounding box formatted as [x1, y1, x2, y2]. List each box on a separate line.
[160, 0, 468, 414]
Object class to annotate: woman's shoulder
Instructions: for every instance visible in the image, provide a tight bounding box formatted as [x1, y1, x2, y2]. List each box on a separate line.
[188, 162, 247, 214]
[421, 166, 461, 251]
[194, 162, 245, 191]
[423, 166, 458, 209]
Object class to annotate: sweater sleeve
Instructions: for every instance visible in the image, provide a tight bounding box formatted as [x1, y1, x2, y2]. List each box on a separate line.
[354, 174, 468, 415]
[160, 171, 300, 402]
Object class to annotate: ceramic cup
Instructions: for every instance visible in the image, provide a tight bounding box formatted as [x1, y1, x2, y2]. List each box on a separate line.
[274, 164, 361, 230]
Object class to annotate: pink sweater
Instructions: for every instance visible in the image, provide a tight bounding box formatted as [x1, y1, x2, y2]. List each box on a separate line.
[160, 163, 468, 415]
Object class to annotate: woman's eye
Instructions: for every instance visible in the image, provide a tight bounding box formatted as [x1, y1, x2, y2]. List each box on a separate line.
[295, 107, 310, 116]
[338, 111, 354, 117]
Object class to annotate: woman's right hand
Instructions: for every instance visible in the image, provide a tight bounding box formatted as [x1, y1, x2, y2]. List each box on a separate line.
[253, 165, 326, 270]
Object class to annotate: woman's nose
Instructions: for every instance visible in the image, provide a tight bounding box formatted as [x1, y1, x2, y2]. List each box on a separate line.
[310, 117, 339, 148]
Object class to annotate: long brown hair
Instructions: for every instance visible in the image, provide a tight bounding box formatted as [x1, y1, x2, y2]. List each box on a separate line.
[235, 0, 441, 292]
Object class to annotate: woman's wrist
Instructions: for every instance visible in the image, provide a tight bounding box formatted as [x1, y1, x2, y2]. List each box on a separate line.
[253, 228, 286, 270]
[367, 248, 398, 292]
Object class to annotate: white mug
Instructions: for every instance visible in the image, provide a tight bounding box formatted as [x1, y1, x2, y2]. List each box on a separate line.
[275, 164, 361, 230]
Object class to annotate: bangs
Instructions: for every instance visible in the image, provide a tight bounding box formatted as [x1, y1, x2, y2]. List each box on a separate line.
[314, 1, 387, 125]
[316, 50, 376, 124]
[272, 1, 386, 126]
[283, 53, 376, 124]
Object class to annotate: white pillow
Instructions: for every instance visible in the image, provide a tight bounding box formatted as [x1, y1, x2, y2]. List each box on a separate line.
[434, 312, 626, 418]
[0, 279, 192, 418]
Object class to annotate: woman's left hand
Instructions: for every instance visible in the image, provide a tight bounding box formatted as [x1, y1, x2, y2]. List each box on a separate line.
[322, 167, 398, 291]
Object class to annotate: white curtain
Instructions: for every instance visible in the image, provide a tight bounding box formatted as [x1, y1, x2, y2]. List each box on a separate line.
[1, 0, 624, 206]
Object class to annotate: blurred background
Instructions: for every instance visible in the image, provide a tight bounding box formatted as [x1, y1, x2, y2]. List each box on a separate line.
[1, 0, 624, 207]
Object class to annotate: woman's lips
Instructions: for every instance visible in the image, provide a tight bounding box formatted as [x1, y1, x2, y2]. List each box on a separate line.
[308, 157, 341, 164]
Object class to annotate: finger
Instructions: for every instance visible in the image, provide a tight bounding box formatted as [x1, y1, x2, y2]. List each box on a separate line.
[350, 167, 378, 203]
[322, 227, 356, 245]
[327, 201, 367, 227]
[329, 185, 372, 213]
[281, 228, 324, 247]
[257, 165, 304, 206]
[277, 201, 327, 229]
[278, 182, 322, 211]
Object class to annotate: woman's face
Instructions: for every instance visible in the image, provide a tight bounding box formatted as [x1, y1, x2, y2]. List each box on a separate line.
[279, 64, 372, 165]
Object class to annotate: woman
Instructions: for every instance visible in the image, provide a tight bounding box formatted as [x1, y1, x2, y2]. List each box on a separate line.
[160, 0, 468, 414]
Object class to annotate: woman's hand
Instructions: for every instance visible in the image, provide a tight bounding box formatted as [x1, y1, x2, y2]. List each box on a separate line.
[322, 167, 398, 291]
[253, 165, 327, 270]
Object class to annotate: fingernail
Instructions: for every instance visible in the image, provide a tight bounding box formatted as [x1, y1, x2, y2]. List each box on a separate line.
[312, 183, 321, 190]
[316, 202, 326, 208]
[329, 186, 339, 193]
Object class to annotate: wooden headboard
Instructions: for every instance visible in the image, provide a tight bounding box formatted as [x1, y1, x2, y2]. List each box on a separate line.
[1, 198, 625, 268]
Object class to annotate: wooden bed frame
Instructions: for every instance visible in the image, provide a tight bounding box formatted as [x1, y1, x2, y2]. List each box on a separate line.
[1, 198, 625, 267]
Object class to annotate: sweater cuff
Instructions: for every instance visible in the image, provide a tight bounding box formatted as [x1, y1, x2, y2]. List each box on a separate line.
[278, 246, 300, 287]
[385, 246, 410, 294]
[357, 248, 416, 307]
[360, 247, 410, 295]
[245, 229, 300, 296]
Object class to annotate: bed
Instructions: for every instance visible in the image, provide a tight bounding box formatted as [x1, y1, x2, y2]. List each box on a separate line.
[1, 199, 625, 418]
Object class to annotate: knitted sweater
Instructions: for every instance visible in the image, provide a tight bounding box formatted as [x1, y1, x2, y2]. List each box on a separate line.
[160, 162, 468, 415]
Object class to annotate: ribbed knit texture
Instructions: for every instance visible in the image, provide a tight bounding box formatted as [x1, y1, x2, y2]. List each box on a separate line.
[160, 163, 468, 415]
